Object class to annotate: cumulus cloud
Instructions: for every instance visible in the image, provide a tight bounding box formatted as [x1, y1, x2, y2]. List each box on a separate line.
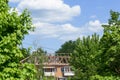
[16, 0, 80, 22]
[31, 22, 81, 40]
[86, 20, 103, 32]
[30, 20, 103, 41]
[9, 0, 20, 3]
[9, 0, 103, 41]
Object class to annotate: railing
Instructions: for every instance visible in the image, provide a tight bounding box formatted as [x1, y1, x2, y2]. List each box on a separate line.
[44, 72, 55, 76]
[64, 71, 74, 76]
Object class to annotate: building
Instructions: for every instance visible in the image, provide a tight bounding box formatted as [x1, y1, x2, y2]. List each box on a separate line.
[42, 56, 74, 80]
[21, 54, 74, 80]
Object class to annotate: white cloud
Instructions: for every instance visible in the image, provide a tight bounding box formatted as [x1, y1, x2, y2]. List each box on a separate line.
[31, 22, 81, 40]
[30, 20, 103, 41]
[87, 20, 103, 32]
[9, 0, 20, 3]
[16, 0, 80, 22]
[9, 0, 103, 41]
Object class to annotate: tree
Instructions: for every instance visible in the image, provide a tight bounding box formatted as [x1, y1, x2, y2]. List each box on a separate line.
[70, 34, 100, 80]
[89, 11, 120, 80]
[99, 11, 120, 76]
[0, 0, 36, 79]
[20, 47, 31, 60]
[55, 40, 76, 56]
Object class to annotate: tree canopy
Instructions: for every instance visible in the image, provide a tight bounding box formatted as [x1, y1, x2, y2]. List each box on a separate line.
[55, 40, 76, 56]
[0, 0, 36, 79]
[70, 34, 100, 80]
[99, 10, 120, 76]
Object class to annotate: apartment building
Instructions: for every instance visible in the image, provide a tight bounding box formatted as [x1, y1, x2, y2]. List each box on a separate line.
[21, 55, 74, 80]
[43, 56, 74, 80]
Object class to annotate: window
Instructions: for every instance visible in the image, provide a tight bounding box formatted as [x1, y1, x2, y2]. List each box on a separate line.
[64, 66, 70, 72]
[44, 68, 56, 72]
[61, 66, 70, 72]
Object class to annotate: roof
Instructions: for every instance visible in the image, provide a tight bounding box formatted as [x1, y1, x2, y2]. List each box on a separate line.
[21, 55, 70, 66]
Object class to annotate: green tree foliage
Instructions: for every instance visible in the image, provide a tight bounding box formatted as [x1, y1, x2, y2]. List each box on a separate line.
[70, 34, 100, 80]
[55, 40, 76, 56]
[20, 47, 31, 60]
[0, 0, 36, 79]
[90, 75, 120, 80]
[99, 11, 120, 76]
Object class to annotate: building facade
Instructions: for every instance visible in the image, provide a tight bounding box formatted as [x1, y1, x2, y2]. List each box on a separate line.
[43, 56, 74, 80]
[21, 55, 74, 80]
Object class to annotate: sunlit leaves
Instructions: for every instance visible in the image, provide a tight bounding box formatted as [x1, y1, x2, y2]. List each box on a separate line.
[0, 0, 36, 79]
[100, 11, 120, 75]
[70, 34, 100, 79]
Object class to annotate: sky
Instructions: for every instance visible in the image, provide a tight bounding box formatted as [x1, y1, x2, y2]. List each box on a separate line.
[9, 0, 120, 53]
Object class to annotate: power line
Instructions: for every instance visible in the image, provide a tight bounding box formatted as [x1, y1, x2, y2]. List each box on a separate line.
[22, 42, 58, 51]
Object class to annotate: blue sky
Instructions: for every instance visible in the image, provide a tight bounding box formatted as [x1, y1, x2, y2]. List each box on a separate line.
[9, 0, 120, 53]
